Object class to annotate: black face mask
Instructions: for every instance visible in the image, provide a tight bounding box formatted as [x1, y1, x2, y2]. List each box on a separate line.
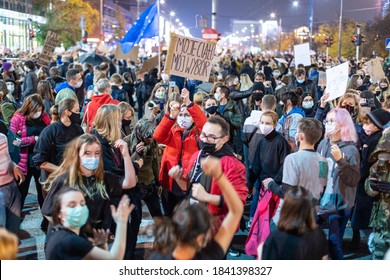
[199, 141, 217, 154]
[205, 105, 218, 115]
[341, 105, 357, 120]
[381, 86, 388, 91]
[122, 119, 132, 127]
[69, 112, 81, 125]
[252, 91, 264, 102]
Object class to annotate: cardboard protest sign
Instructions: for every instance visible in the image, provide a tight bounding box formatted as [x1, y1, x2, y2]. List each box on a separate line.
[113, 45, 139, 61]
[139, 55, 159, 73]
[164, 33, 217, 81]
[366, 57, 385, 83]
[38, 31, 59, 68]
[293, 43, 311, 66]
[325, 62, 349, 101]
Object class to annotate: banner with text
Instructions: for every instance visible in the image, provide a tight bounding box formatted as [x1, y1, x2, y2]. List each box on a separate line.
[325, 62, 349, 101]
[164, 33, 216, 81]
[38, 31, 59, 69]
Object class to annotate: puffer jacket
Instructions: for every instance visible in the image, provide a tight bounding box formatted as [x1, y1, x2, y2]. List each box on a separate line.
[153, 103, 207, 191]
[9, 112, 51, 174]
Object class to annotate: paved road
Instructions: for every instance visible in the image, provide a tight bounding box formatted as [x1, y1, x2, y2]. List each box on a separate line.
[16, 183, 371, 260]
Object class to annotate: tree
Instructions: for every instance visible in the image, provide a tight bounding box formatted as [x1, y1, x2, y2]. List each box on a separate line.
[363, 15, 390, 58]
[313, 19, 365, 59]
[35, 0, 99, 49]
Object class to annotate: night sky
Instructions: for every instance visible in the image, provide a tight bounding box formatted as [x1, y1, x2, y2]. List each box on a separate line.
[159, 0, 380, 35]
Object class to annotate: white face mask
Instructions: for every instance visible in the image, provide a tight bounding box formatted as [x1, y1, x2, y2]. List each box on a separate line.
[24, 66, 30, 72]
[74, 80, 83, 88]
[32, 111, 42, 119]
[214, 92, 221, 102]
[177, 116, 193, 130]
[259, 124, 274, 135]
[6, 84, 14, 93]
[156, 91, 165, 100]
[302, 101, 314, 109]
[325, 123, 338, 135]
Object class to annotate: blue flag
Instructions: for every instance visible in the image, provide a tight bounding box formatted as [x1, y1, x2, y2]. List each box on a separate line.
[121, 1, 158, 53]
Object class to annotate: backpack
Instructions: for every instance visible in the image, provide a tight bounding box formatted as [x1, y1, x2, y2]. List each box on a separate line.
[0, 120, 21, 164]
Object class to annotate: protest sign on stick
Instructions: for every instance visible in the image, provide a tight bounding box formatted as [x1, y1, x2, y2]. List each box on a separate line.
[325, 62, 349, 101]
[164, 33, 216, 81]
[38, 31, 59, 69]
[293, 43, 311, 66]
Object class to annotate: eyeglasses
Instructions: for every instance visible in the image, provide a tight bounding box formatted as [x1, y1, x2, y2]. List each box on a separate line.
[200, 132, 225, 143]
[323, 119, 336, 126]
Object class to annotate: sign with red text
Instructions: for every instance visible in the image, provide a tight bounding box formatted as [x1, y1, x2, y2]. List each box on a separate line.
[164, 33, 217, 81]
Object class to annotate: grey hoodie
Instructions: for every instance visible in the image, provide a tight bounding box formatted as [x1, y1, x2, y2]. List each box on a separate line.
[317, 139, 360, 214]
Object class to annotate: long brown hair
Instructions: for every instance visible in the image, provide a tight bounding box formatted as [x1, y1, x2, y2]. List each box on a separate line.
[16, 94, 44, 117]
[278, 186, 317, 235]
[37, 80, 54, 103]
[45, 134, 108, 199]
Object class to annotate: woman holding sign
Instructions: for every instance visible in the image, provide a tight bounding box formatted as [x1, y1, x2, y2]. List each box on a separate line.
[153, 88, 207, 217]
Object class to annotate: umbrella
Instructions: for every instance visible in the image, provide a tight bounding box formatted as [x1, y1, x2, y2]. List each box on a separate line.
[77, 53, 111, 65]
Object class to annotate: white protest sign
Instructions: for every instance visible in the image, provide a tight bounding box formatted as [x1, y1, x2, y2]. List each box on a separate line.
[366, 57, 385, 83]
[293, 43, 311, 66]
[325, 62, 349, 101]
[274, 57, 288, 64]
[164, 33, 217, 81]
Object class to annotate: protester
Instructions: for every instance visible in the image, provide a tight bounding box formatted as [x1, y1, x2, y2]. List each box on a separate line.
[45, 188, 134, 260]
[151, 156, 244, 260]
[317, 108, 360, 260]
[261, 186, 328, 260]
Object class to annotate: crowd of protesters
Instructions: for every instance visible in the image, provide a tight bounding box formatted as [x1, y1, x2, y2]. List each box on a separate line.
[0, 50, 389, 260]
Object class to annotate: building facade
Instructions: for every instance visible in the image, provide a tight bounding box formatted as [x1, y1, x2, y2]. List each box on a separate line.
[0, 0, 46, 52]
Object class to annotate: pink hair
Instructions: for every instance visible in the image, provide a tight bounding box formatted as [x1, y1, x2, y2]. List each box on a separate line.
[326, 108, 358, 143]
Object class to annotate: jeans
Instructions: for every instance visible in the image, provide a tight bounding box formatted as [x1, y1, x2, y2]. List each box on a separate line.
[249, 179, 261, 218]
[0, 181, 21, 234]
[19, 166, 43, 210]
[320, 208, 351, 260]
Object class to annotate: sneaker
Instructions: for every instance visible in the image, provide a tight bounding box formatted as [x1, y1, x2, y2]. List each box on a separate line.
[228, 247, 240, 257]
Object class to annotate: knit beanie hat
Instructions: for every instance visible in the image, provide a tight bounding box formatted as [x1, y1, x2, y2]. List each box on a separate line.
[2, 62, 12, 72]
[367, 109, 390, 129]
[252, 82, 265, 92]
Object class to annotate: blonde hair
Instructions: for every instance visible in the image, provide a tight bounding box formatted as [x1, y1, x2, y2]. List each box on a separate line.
[0, 228, 18, 260]
[45, 134, 108, 199]
[117, 102, 135, 119]
[193, 92, 208, 107]
[94, 104, 122, 143]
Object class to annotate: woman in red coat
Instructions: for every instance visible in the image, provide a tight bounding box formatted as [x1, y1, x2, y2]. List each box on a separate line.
[153, 89, 207, 216]
[10, 94, 51, 210]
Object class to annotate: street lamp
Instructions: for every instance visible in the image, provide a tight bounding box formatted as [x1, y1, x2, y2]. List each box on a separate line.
[169, 11, 176, 17]
[270, 12, 282, 55]
[292, 0, 299, 7]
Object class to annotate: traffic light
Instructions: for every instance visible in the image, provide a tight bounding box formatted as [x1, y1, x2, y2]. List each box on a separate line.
[29, 29, 35, 39]
[323, 37, 333, 48]
[351, 35, 357, 44]
[352, 34, 365, 46]
[82, 31, 88, 44]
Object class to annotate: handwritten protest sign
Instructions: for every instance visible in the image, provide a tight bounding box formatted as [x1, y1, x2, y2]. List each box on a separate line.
[113, 45, 139, 61]
[139, 56, 158, 73]
[293, 43, 311, 66]
[164, 33, 216, 81]
[366, 57, 385, 83]
[38, 31, 59, 69]
[325, 62, 349, 101]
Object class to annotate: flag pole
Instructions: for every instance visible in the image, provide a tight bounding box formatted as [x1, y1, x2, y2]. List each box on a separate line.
[157, 0, 161, 75]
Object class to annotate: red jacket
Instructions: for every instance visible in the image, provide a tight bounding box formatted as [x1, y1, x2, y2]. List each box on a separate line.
[153, 103, 207, 191]
[9, 112, 51, 174]
[84, 94, 119, 128]
[185, 151, 248, 227]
